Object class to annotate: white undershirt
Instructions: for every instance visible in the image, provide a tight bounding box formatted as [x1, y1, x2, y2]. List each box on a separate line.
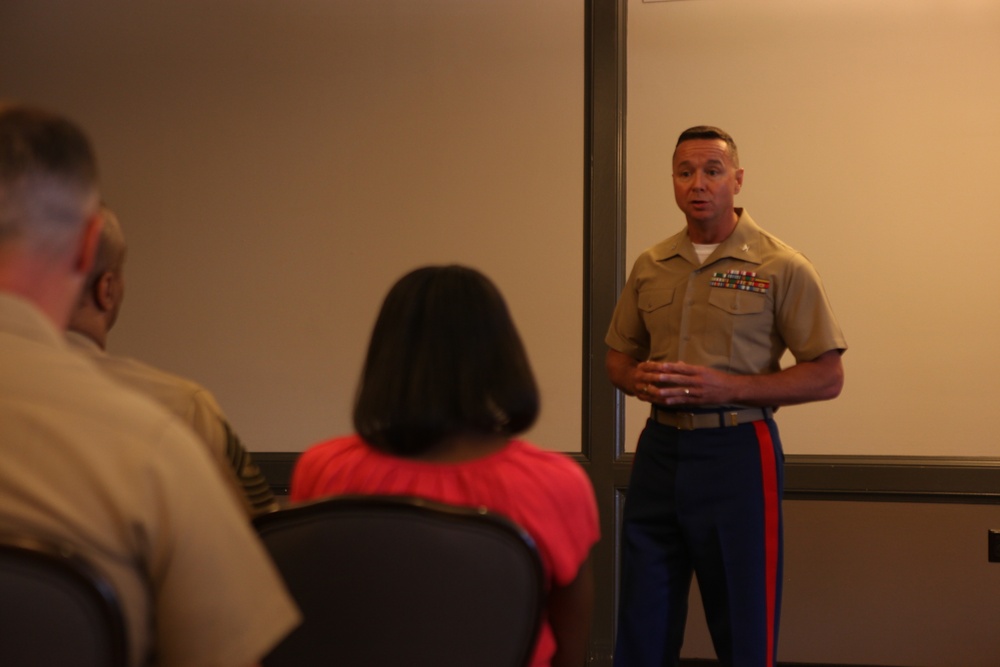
[693, 243, 720, 264]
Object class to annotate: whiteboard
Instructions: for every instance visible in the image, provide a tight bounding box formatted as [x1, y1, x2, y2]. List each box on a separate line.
[0, 0, 585, 453]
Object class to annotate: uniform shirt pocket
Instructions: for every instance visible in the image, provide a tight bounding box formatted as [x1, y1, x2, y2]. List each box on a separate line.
[707, 287, 767, 315]
[637, 287, 678, 350]
[638, 287, 675, 313]
[706, 287, 774, 372]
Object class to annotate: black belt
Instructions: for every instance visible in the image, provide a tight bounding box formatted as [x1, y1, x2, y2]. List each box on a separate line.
[651, 406, 773, 430]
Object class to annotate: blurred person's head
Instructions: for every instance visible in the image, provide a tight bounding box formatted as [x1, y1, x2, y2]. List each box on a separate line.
[354, 265, 540, 457]
[0, 103, 102, 326]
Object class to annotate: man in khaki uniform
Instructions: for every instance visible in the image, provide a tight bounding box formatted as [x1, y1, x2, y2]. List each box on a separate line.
[66, 206, 278, 517]
[607, 126, 847, 667]
[0, 103, 299, 667]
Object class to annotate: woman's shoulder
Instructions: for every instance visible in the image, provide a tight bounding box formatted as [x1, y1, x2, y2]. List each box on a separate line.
[300, 433, 368, 457]
[291, 434, 373, 497]
[498, 441, 601, 579]
[499, 440, 594, 491]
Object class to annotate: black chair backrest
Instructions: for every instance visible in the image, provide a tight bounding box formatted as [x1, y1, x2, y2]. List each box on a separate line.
[0, 534, 128, 667]
[254, 495, 545, 667]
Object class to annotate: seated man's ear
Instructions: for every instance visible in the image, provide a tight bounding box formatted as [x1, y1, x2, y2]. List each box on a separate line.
[94, 272, 118, 312]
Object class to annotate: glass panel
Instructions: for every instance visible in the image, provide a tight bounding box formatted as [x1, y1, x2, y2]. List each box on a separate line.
[626, 0, 1000, 455]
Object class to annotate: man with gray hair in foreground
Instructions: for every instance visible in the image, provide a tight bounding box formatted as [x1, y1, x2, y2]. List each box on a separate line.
[0, 102, 299, 667]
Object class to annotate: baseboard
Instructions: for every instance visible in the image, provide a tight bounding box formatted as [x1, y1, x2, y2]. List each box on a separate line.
[783, 454, 1000, 502]
[255, 451, 1000, 504]
[253, 452, 298, 496]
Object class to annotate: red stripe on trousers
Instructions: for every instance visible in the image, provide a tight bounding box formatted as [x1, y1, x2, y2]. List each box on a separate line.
[753, 420, 779, 667]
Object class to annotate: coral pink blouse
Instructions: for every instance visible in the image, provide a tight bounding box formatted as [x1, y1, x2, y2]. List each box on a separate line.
[291, 435, 600, 667]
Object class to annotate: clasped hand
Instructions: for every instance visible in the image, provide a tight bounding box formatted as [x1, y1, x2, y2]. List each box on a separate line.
[634, 361, 732, 407]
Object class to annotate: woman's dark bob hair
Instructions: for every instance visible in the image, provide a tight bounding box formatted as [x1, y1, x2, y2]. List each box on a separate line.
[353, 264, 540, 456]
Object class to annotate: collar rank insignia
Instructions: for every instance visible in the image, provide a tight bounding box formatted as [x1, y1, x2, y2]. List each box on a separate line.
[709, 269, 770, 294]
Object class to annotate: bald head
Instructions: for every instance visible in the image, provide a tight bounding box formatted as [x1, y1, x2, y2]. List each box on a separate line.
[67, 206, 127, 348]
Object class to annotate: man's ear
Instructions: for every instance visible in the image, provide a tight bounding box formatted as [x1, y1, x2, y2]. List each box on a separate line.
[74, 211, 103, 276]
[94, 272, 117, 312]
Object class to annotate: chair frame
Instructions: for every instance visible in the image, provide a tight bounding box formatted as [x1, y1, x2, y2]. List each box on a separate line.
[254, 494, 546, 667]
[0, 533, 128, 667]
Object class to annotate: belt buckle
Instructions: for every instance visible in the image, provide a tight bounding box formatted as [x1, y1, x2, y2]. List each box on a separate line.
[677, 412, 696, 430]
[726, 411, 740, 427]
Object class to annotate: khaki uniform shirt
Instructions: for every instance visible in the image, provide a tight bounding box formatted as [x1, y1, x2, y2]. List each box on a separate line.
[66, 332, 278, 517]
[0, 294, 299, 667]
[607, 209, 846, 380]
[66, 332, 228, 456]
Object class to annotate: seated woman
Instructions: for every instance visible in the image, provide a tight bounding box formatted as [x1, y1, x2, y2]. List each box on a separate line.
[290, 264, 600, 667]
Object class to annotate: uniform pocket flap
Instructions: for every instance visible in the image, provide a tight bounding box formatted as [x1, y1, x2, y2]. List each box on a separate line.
[638, 288, 675, 312]
[708, 287, 766, 315]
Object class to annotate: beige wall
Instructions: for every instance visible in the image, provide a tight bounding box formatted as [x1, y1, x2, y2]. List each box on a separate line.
[0, 0, 584, 453]
[627, 0, 1000, 456]
[5, 0, 1000, 459]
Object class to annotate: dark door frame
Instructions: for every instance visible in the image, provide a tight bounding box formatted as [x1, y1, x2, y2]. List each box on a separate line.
[580, 0, 628, 663]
